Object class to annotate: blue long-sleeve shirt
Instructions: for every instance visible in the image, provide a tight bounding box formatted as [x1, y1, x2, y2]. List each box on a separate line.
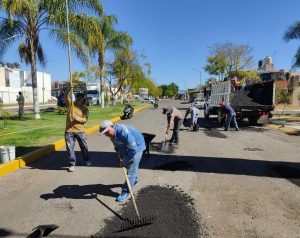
[110, 124, 146, 158]
[223, 103, 236, 116]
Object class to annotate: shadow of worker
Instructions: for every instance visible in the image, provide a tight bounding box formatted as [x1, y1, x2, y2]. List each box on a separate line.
[40, 183, 121, 200]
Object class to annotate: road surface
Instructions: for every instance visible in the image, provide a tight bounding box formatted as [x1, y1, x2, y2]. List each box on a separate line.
[0, 99, 299, 237]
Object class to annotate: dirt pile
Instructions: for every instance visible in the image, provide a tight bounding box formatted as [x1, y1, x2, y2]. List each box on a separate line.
[92, 185, 207, 238]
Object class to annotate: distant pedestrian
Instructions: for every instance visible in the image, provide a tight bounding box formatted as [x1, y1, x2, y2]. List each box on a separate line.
[99, 120, 146, 202]
[184, 105, 200, 130]
[163, 106, 184, 145]
[220, 102, 239, 131]
[16, 91, 24, 120]
[64, 83, 91, 172]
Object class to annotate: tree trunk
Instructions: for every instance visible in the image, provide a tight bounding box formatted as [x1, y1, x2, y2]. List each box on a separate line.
[30, 40, 40, 119]
[98, 48, 105, 108]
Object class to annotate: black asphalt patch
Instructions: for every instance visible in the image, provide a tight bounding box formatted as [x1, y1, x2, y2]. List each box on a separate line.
[204, 128, 227, 138]
[243, 147, 264, 151]
[92, 185, 207, 238]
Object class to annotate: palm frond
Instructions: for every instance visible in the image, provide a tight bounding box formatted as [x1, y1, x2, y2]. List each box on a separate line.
[18, 42, 30, 65]
[291, 46, 300, 69]
[284, 21, 300, 42]
[0, 18, 24, 57]
[37, 43, 45, 66]
[50, 28, 90, 65]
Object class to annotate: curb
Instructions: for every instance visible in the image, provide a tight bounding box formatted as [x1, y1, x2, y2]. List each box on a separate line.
[0, 104, 150, 177]
[267, 124, 300, 136]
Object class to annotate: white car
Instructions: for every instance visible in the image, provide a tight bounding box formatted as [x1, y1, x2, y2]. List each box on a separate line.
[193, 98, 205, 109]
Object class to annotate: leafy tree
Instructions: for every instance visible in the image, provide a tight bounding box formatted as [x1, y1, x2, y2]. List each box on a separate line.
[284, 20, 300, 68]
[159, 83, 179, 97]
[81, 14, 132, 107]
[0, 0, 102, 119]
[106, 48, 137, 103]
[204, 43, 254, 79]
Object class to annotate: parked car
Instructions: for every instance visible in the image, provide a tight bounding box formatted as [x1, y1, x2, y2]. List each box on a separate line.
[193, 98, 205, 109]
[87, 96, 98, 106]
[142, 98, 150, 103]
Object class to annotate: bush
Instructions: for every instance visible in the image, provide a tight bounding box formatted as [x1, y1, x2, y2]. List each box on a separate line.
[275, 87, 288, 104]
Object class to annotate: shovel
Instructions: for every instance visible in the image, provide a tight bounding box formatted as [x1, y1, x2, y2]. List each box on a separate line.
[161, 135, 170, 152]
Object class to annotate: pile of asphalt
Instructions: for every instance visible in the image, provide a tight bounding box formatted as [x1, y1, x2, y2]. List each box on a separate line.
[230, 91, 261, 107]
[92, 185, 206, 238]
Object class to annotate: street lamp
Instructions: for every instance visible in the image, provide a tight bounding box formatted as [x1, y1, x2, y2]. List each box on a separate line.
[194, 69, 202, 88]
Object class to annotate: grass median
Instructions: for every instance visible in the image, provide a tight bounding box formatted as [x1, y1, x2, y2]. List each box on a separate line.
[0, 102, 144, 157]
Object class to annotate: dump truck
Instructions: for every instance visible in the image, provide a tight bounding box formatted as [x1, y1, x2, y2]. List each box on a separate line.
[204, 80, 275, 126]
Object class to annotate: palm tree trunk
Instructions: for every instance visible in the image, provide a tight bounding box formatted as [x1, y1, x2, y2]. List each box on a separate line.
[30, 40, 40, 119]
[98, 48, 105, 108]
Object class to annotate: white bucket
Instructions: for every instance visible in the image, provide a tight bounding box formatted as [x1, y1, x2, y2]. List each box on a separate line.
[7, 146, 16, 161]
[0, 146, 10, 164]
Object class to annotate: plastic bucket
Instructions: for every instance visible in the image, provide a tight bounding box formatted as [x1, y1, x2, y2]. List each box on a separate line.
[0, 146, 10, 164]
[7, 146, 16, 161]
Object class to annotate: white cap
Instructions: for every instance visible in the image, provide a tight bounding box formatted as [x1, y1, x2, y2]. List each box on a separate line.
[99, 120, 113, 134]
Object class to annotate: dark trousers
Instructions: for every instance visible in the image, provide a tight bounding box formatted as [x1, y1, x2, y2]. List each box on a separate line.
[225, 114, 238, 130]
[65, 132, 89, 166]
[171, 119, 183, 142]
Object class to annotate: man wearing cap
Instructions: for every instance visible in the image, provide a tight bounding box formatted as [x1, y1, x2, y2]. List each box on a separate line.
[100, 120, 146, 202]
[220, 102, 239, 131]
[163, 106, 183, 145]
[64, 83, 91, 172]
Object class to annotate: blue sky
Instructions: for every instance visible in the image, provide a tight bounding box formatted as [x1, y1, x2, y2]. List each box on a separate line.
[1, 0, 300, 90]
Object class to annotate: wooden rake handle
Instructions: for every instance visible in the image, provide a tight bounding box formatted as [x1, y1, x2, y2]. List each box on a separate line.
[118, 153, 141, 220]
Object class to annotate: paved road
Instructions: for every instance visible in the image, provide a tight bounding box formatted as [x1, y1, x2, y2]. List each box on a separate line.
[0, 99, 299, 237]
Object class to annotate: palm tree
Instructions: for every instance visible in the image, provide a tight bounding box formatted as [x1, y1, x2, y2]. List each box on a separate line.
[284, 21, 300, 68]
[0, 0, 103, 119]
[83, 14, 132, 107]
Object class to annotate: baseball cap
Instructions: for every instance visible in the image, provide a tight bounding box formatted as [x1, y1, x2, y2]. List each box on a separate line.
[162, 107, 172, 114]
[99, 120, 113, 134]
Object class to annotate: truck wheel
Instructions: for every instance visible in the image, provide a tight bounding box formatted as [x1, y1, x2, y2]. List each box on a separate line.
[204, 107, 209, 119]
[217, 110, 224, 127]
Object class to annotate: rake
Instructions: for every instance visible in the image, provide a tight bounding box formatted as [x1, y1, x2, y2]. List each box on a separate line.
[117, 153, 156, 231]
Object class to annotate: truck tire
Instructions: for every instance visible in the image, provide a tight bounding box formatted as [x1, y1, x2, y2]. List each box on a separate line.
[204, 106, 209, 119]
[248, 116, 257, 126]
[217, 109, 225, 127]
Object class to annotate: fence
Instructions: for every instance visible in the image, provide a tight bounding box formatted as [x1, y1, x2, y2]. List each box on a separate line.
[0, 86, 52, 104]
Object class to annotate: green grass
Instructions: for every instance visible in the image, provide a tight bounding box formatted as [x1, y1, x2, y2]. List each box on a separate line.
[0, 102, 143, 157]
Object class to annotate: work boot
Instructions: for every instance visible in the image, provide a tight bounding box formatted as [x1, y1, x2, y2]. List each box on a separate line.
[235, 128, 239, 131]
[224, 128, 228, 131]
[116, 192, 131, 202]
[68, 166, 75, 172]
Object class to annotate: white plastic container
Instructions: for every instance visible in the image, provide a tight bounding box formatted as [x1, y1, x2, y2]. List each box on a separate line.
[0, 146, 10, 164]
[7, 146, 16, 161]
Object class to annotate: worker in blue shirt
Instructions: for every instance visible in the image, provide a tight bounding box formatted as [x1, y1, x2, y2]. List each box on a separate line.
[99, 120, 146, 202]
[220, 102, 239, 131]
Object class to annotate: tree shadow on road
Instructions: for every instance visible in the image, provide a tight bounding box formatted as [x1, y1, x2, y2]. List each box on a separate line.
[29, 149, 300, 187]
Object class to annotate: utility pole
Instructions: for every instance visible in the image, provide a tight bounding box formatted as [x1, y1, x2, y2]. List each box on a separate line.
[194, 69, 201, 89]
